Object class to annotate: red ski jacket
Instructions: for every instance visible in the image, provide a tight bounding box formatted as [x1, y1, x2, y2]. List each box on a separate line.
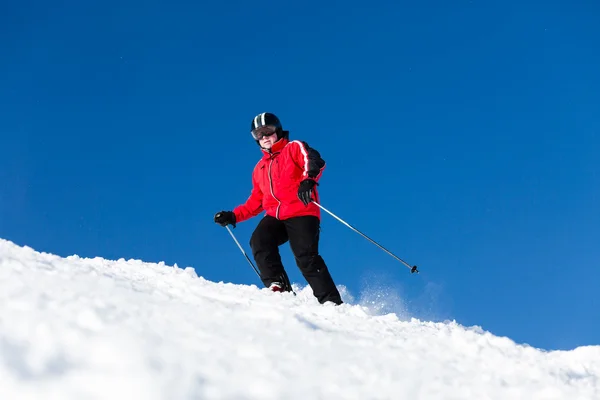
[233, 138, 325, 223]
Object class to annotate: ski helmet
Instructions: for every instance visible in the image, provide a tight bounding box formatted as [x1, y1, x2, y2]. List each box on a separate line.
[250, 112, 289, 142]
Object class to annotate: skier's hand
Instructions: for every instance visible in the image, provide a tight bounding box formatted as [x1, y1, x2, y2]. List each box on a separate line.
[214, 211, 236, 228]
[298, 179, 317, 206]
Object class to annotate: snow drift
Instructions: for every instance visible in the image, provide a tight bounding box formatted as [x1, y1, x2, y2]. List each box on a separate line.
[0, 238, 598, 400]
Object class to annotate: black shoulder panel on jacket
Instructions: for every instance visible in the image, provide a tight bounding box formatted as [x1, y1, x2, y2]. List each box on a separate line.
[301, 141, 325, 179]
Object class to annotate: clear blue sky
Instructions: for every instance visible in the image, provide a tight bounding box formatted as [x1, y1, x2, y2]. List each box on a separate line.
[1, 0, 598, 350]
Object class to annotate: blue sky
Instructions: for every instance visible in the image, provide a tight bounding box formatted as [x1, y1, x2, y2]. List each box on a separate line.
[1, 0, 598, 350]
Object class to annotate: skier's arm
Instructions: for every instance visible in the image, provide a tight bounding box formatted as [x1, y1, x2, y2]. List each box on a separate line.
[233, 171, 264, 224]
[290, 140, 326, 182]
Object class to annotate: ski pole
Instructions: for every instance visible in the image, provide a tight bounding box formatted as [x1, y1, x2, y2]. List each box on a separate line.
[312, 201, 419, 274]
[225, 225, 261, 278]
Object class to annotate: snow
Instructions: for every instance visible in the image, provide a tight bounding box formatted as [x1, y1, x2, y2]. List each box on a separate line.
[0, 238, 598, 400]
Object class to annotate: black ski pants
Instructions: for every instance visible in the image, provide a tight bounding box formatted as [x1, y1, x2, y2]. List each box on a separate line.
[250, 215, 342, 305]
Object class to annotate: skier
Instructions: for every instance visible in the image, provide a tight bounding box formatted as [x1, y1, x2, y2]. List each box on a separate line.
[214, 112, 343, 305]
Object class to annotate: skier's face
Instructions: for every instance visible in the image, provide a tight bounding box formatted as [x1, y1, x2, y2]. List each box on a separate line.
[259, 132, 278, 149]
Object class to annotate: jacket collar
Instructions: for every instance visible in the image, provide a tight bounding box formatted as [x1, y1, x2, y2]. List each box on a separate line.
[261, 137, 289, 158]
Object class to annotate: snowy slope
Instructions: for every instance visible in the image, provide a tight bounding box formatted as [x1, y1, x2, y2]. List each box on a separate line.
[0, 239, 598, 400]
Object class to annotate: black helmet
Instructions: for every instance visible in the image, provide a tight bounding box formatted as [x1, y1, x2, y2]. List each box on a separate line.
[250, 112, 289, 142]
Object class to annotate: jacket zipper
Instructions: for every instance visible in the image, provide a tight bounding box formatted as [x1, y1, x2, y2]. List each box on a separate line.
[268, 157, 282, 219]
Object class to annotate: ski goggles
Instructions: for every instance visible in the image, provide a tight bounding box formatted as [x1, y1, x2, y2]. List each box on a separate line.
[251, 125, 278, 140]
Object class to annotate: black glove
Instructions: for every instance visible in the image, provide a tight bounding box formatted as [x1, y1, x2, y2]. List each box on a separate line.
[214, 211, 236, 228]
[298, 179, 317, 206]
